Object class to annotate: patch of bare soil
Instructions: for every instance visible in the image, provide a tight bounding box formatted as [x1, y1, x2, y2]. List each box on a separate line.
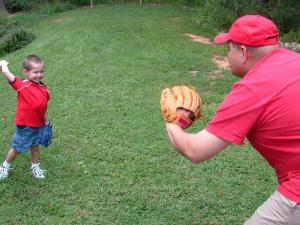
[7, 13, 18, 17]
[185, 33, 211, 45]
[207, 55, 230, 79]
[212, 55, 230, 70]
[185, 33, 231, 78]
[52, 15, 73, 23]
[207, 70, 224, 79]
[190, 70, 199, 76]
[169, 17, 181, 23]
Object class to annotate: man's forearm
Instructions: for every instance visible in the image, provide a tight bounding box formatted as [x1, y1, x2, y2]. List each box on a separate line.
[166, 124, 186, 151]
[166, 123, 197, 160]
[166, 123, 230, 163]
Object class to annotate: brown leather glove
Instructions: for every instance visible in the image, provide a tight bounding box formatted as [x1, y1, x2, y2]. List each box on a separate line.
[160, 85, 202, 129]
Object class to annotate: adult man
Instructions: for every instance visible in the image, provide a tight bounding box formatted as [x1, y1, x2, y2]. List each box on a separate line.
[165, 15, 300, 224]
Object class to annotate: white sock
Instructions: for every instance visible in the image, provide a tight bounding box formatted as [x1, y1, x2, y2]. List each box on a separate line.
[3, 160, 11, 169]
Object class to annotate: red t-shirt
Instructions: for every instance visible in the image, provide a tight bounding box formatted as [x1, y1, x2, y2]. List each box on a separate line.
[206, 48, 300, 203]
[10, 77, 50, 128]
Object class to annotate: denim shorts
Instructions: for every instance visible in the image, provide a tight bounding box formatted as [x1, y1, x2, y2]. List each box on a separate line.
[12, 125, 42, 153]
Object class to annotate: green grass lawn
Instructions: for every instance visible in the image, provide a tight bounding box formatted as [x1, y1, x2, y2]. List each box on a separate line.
[0, 4, 277, 225]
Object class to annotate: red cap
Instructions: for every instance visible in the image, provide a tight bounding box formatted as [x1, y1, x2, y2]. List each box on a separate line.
[214, 15, 279, 46]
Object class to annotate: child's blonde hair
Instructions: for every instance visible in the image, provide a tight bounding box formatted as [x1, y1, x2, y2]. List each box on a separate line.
[23, 55, 44, 71]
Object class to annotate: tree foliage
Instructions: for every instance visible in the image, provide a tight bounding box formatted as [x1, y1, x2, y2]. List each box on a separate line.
[2, 0, 300, 41]
[191, 0, 300, 41]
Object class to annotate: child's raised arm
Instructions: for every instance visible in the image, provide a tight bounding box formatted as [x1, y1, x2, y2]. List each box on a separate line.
[0, 60, 15, 83]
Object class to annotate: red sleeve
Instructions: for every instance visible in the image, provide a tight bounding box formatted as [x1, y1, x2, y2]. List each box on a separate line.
[206, 82, 265, 145]
[9, 77, 25, 91]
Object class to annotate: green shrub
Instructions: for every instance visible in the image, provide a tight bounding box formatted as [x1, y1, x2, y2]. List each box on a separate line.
[281, 29, 300, 43]
[4, 0, 38, 13]
[175, 0, 202, 6]
[39, 1, 76, 15]
[191, 0, 300, 42]
[0, 20, 35, 56]
[64, 0, 89, 5]
[63, 0, 113, 6]
[196, 0, 239, 30]
[269, 2, 300, 34]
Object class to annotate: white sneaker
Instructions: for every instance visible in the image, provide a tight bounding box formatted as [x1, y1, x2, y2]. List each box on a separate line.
[0, 165, 13, 180]
[31, 164, 46, 179]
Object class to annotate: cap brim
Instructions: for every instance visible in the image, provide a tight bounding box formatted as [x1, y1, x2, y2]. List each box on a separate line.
[214, 33, 231, 44]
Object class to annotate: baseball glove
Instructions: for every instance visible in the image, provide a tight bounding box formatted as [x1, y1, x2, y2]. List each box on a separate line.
[39, 123, 53, 147]
[160, 85, 202, 129]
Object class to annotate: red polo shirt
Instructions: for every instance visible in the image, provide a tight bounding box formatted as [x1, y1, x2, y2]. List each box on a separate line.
[207, 48, 300, 203]
[10, 77, 50, 128]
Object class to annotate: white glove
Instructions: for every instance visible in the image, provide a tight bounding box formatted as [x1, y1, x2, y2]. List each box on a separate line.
[0, 60, 10, 73]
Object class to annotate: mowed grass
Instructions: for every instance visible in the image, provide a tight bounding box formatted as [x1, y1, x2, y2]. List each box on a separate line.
[0, 5, 276, 225]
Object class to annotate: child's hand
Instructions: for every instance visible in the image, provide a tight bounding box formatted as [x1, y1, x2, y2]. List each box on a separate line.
[0, 60, 10, 74]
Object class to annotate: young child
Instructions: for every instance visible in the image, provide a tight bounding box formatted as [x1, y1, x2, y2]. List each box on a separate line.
[0, 55, 50, 180]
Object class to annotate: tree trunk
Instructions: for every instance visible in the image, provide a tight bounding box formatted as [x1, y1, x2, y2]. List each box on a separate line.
[90, 0, 94, 8]
[139, 0, 142, 5]
[0, 0, 8, 16]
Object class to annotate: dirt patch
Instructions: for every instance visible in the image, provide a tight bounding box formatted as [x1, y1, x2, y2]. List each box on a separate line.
[200, 90, 210, 97]
[169, 16, 181, 22]
[52, 15, 73, 23]
[168, 17, 181, 31]
[168, 17, 181, 26]
[190, 70, 199, 76]
[207, 70, 224, 79]
[185, 33, 230, 79]
[7, 13, 17, 18]
[207, 55, 230, 79]
[185, 33, 211, 45]
[212, 55, 230, 70]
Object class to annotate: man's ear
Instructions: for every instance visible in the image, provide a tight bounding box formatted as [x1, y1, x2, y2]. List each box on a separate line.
[240, 45, 249, 63]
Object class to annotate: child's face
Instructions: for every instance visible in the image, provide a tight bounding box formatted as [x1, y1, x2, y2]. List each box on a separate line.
[23, 62, 44, 83]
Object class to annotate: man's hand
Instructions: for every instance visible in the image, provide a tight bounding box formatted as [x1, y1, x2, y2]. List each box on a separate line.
[176, 108, 194, 119]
